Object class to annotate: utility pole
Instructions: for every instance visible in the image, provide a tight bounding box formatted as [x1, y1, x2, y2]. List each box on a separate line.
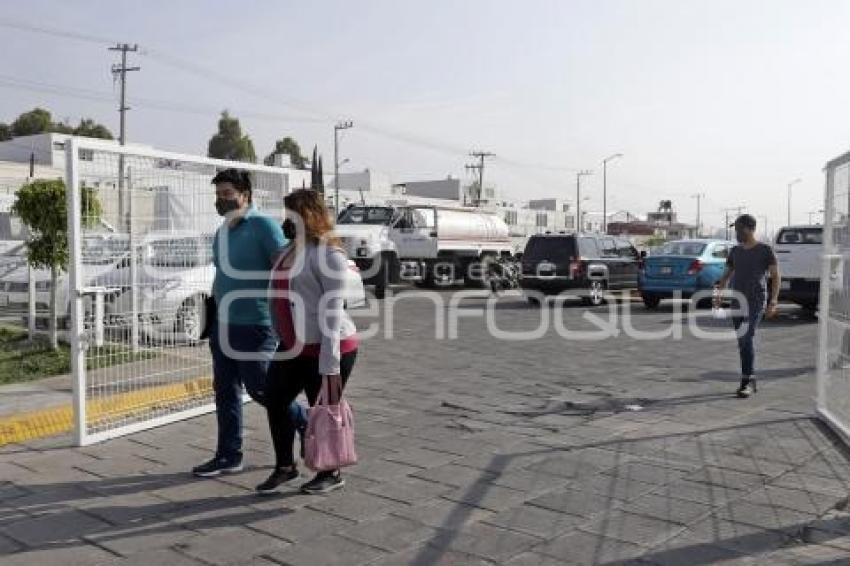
[333, 120, 353, 217]
[575, 170, 593, 233]
[722, 206, 745, 240]
[691, 192, 705, 237]
[602, 154, 623, 234]
[109, 43, 139, 231]
[757, 215, 770, 241]
[465, 151, 495, 206]
[787, 178, 801, 226]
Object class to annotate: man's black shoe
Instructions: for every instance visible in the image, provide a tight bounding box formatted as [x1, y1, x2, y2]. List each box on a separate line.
[736, 378, 757, 398]
[192, 457, 243, 478]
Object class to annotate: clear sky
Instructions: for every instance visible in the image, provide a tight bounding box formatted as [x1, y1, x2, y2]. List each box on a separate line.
[1, 0, 846, 233]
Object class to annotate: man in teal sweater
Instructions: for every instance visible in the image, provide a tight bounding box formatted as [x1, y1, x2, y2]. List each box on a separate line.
[193, 168, 291, 477]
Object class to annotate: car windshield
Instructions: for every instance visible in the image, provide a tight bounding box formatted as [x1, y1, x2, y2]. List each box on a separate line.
[777, 228, 822, 244]
[149, 236, 213, 267]
[523, 236, 576, 261]
[337, 206, 395, 225]
[657, 242, 707, 256]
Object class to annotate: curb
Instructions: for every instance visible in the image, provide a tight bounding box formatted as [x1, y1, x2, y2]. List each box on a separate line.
[0, 376, 213, 446]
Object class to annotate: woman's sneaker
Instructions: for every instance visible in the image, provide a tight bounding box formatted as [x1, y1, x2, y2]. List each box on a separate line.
[255, 467, 300, 495]
[301, 472, 345, 494]
[192, 457, 243, 478]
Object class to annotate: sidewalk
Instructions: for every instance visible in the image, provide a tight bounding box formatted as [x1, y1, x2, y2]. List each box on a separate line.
[1, 297, 849, 565]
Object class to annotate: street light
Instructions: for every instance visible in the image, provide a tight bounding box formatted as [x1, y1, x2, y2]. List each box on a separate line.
[787, 178, 801, 226]
[576, 170, 593, 233]
[334, 120, 354, 217]
[602, 153, 623, 234]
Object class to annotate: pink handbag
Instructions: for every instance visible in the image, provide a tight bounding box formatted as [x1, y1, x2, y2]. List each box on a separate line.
[304, 377, 358, 472]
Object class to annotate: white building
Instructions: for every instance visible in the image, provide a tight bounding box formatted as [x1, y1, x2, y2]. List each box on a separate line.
[0, 133, 156, 172]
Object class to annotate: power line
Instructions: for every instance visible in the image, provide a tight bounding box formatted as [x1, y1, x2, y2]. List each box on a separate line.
[0, 17, 119, 45]
[0, 75, 327, 126]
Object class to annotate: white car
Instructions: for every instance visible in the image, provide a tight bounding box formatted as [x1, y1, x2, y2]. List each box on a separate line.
[775, 225, 822, 311]
[0, 235, 130, 329]
[97, 235, 367, 345]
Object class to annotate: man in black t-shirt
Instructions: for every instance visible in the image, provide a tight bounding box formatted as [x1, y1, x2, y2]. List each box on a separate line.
[715, 214, 781, 398]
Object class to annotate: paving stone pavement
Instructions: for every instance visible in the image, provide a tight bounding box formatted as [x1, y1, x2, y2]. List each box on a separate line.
[2, 293, 850, 565]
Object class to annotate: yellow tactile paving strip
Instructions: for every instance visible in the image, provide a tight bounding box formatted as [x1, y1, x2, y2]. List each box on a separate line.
[0, 376, 213, 446]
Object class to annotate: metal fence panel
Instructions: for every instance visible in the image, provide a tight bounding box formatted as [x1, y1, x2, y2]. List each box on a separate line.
[66, 138, 289, 445]
[817, 153, 850, 442]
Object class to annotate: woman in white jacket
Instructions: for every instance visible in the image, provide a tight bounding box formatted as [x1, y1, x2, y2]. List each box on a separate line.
[258, 189, 359, 495]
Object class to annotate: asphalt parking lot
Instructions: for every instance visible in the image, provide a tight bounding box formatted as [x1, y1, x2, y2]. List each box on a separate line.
[2, 291, 849, 565]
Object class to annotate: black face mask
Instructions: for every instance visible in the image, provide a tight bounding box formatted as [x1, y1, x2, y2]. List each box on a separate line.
[215, 198, 240, 217]
[282, 219, 296, 240]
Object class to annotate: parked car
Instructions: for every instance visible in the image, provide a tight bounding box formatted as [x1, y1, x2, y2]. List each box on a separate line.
[519, 233, 641, 306]
[774, 225, 822, 311]
[638, 239, 734, 308]
[0, 235, 130, 328]
[95, 233, 215, 344]
[97, 234, 367, 344]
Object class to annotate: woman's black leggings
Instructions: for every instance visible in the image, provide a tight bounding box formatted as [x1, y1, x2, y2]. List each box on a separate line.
[266, 350, 357, 468]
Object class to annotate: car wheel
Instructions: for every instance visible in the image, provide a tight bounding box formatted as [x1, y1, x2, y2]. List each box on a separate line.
[642, 294, 661, 309]
[176, 294, 205, 344]
[527, 295, 541, 307]
[583, 280, 607, 306]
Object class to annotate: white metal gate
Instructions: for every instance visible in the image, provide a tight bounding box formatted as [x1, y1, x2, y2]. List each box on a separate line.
[817, 151, 850, 441]
[66, 138, 290, 445]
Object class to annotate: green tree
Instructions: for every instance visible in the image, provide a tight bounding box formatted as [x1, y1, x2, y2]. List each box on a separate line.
[264, 136, 307, 168]
[207, 111, 256, 163]
[310, 146, 319, 188]
[11, 179, 101, 348]
[51, 120, 75, 135]
[0, 123, 11, 141]
[11, 108, 52, 137]
[73, 118, 113, 140]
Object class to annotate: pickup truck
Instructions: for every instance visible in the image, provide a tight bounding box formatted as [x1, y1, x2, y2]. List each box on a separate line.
[774, 225, 822, 311]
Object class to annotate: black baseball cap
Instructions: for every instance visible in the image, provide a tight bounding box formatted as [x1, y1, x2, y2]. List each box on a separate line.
[730, 214, 757, 229]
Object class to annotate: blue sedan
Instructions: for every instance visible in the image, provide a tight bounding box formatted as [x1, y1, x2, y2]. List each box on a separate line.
[639, 239, 735, 308]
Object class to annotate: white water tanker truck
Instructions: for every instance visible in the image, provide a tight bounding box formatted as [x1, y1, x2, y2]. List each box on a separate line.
[335, 200, 513, 298]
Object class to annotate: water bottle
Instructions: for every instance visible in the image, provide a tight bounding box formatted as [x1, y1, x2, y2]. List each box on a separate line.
[712, 286, 727, 319]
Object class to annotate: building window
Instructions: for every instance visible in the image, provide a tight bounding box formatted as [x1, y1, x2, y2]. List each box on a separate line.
[536, 212, 548, 227]
[79, 149, 94, 162]
[504, 210, 517, 225]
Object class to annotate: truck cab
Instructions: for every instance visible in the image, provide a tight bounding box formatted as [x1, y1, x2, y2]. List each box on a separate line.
[774, 224, 822, 310]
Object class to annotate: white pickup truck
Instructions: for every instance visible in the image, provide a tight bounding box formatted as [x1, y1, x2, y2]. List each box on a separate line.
[774, 224, 822, 311]
[335, 201, 513, 298]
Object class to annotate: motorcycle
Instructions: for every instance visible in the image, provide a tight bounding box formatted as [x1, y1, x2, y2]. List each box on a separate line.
[488, 257, 520, 294]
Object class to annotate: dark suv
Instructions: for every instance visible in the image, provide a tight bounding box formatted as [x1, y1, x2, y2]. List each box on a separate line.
[519, 233, 641, 305]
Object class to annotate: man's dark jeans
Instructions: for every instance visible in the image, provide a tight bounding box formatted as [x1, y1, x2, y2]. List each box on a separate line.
[209, 323, 278, 463]
[732, 301, 764, 377]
